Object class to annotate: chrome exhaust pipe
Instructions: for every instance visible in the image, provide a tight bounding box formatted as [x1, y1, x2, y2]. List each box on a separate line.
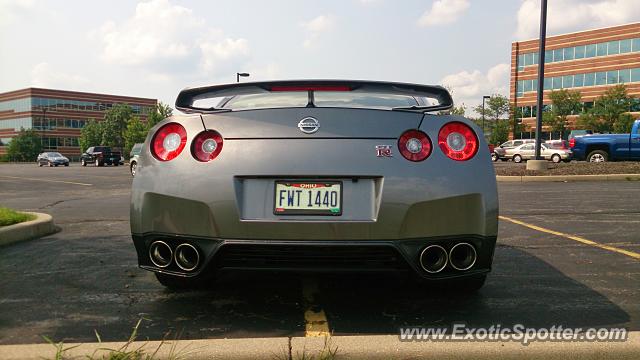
[174, 243, 200, 271]
[419, 245, 448, 273]
[449, 243, 477, 271]
[149, 241, 172, 268]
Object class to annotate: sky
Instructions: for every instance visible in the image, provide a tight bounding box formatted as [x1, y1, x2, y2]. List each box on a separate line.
[1, 0, 639, 115]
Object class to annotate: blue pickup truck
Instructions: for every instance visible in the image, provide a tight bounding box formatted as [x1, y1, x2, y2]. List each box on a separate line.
[570, 119, 640, 162]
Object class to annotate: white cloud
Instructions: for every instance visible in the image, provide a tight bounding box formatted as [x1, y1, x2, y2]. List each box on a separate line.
[200, 38, 250, 73]
[516, 0, 640, 39]
[440, 63, 510, 115]
[418, 0, 470, 27]
[93, 0, 250, 77]
[0, 0, 36, 25]
[30, 62, 89, 89]
[301, 15, 336, 48]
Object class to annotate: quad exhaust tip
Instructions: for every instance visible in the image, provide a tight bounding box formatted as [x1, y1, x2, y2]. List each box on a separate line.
[149, 241, 172, 268]
[419, 245, 448, 274]
[175, 243, 200, 272]
[449, 242, 477, 271]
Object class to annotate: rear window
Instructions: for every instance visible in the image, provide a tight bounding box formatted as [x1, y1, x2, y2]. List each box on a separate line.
[219, 92, 419, 110]
[94, 146, 110, 152]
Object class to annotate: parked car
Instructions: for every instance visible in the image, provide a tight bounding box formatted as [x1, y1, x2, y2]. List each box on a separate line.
[129, 143, 143, 176]
[507, 142, 572, 163]
[570, 119, 640, 162]
[492, 139, 536, 161]
[545, 140, 570, 150]
[80, 146, 121, 166]
[131, 80, 498, 291]
[37, 152, 69, 167]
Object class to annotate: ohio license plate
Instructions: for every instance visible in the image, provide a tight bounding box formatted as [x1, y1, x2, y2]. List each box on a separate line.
[274, 181, 342, 215]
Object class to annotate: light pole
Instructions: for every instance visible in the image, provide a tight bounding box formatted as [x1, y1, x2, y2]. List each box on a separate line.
[481, 95, 490, 134]
[534, 0, 547, 160]
[236, 72, 250, 82]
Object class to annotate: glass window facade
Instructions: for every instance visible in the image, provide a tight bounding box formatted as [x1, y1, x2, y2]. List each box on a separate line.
[516, 67, 640, 97]
[517, 37, 640, 71]
[0, 117, 32, 131]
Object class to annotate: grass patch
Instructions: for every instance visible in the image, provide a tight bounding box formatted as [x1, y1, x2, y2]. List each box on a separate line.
[0, 207, 36, 227]
[46, 318, 192, 360]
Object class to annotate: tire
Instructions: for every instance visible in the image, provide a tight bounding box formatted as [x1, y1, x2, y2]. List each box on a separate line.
[64, 163, 69, 167]
[513, 154, 523, 163]
[95, 159, 102, 167]
[154, 272, 211, 290]
[491, 152, 498, 162]
[48, 162, 53, 167]
[113, 162, 118, 167]
[551, 154, 561, 163]
[81, 159, 86, 166]
[130, 161, 137, 177]
[39, 163, 43, 167]
[54, 164, 58, 167]
[587, 150, 608, 163]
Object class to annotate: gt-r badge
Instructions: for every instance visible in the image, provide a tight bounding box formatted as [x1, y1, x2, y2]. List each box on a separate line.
[375, 145, 393, 157]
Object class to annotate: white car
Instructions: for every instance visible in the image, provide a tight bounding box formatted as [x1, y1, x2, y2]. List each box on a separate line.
[506, 143, 572, 163]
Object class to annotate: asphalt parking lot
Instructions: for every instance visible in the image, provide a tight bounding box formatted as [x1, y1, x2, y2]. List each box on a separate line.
[0, 164, 639, 344]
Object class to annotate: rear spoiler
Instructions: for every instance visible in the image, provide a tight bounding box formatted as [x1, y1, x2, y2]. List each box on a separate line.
[175, 79, 454, 113]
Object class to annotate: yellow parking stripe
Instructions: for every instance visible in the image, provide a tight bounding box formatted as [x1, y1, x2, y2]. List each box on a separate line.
[0, 175, 92, 186]
[499, 215, 640, 260]
[303, 280, 330, 337]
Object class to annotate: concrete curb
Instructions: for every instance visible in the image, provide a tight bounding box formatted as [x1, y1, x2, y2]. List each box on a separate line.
[1, 333, 638, 360]
[497, 174, 640, 182]
[0, 212, 57, 247]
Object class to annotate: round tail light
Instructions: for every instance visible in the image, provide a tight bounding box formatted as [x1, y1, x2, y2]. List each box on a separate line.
[398, 129, 432, 162]
[438, 122, 478, 161]
[192, 130, 223, 162]
[151, 123, 187, 161]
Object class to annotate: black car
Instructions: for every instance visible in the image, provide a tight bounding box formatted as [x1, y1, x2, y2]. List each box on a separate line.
[37, 152, 69, 167]
[81, 146, 122, 167]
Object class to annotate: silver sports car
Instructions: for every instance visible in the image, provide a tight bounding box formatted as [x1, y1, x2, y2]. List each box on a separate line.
[130, 80, 498, 291]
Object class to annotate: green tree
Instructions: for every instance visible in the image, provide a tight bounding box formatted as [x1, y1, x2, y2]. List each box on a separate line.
[101, 104, 134, 150]
[547, 89, 582, 138]
[79, 119, 104, 152]
[146, 102, 173, 129]
[489, 119, 510, 145]
[614, 113, 636, 133]
[6, 128, 42, 161]
[449, 104, 467, 116]
[473, 94, 510, 122]
[124, 117, 148, 158]
[577, 84, 632, 133]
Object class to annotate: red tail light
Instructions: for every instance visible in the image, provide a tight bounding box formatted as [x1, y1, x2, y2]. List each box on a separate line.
[438, 122, 478, 161]
[192, 130, 223, 162]
[569, 138, 575, 148]
[398, 129, 432, 162]
[151, 123, 187, 161]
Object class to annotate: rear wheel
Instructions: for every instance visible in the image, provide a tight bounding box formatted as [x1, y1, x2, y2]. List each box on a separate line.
[587, 150, 608, 163]
[491, 152, 498, 162]
[39, 163, 43, 167]
[130, 161, 137, 176]
[513, 154, 523, 163]
[48, 161, 53, 167]
[95, 159, 102, 167]
[551, 154, 561, 163]
[81, 159, 86, 166]
[155, 272, 212, 290]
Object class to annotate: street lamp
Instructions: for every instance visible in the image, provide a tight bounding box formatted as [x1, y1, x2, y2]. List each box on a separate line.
[481, 95, 491, 134]
[236, 72, 250, 82]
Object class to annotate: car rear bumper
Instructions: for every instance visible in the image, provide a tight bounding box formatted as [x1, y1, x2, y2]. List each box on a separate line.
[132, 233, 496, 280]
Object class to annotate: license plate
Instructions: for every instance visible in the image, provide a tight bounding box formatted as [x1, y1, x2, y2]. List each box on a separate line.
[274, 181, 342, 215]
